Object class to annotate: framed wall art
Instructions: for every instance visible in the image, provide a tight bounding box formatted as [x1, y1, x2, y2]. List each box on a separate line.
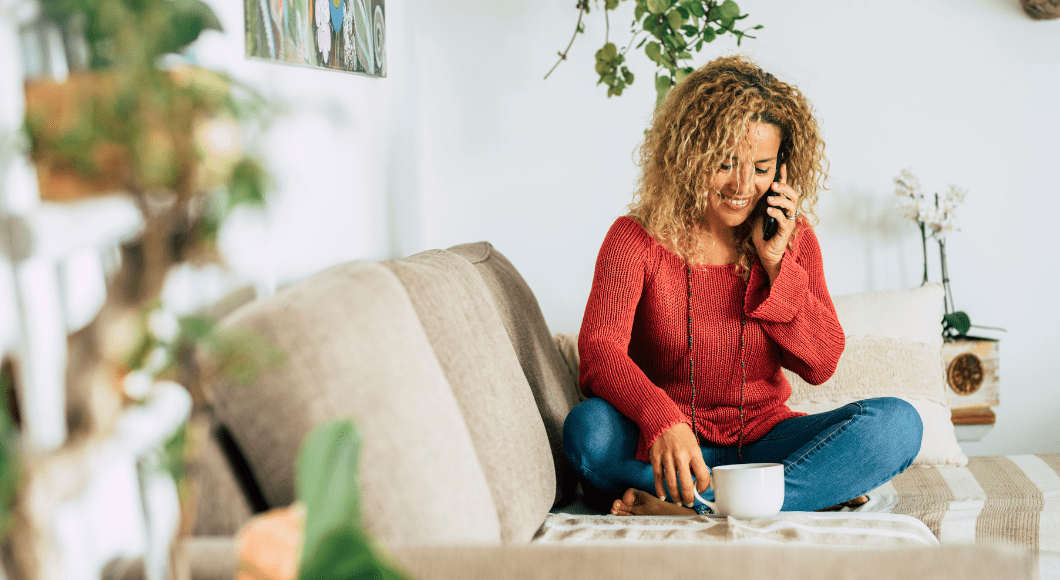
[246, 0, 386, 77]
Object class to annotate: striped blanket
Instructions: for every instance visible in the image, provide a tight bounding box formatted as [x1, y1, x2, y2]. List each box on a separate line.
[541, 454, 1059, 579]
[534, 511, 939, 549]
[869, 453, 1060, 580]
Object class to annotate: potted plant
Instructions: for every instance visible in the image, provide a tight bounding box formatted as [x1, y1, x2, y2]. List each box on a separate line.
[545, 0, 761, 106]
[4, 0, 274, 576]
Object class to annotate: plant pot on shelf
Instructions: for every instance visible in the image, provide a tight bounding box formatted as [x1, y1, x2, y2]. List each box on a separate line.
[24, 72, 134, 200]
[24, 67, 234, 202]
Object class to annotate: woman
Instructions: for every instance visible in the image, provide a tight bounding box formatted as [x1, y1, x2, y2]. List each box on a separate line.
[563, 56, 923, 516]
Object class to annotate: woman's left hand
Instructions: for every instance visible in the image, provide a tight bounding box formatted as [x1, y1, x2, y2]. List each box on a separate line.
[753, 162, 800, 283]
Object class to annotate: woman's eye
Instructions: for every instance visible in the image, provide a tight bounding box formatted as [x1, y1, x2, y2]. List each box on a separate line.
[755, 167, 769, 175]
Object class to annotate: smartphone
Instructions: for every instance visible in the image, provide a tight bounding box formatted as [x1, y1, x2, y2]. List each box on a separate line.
[754, 156, 784, 241]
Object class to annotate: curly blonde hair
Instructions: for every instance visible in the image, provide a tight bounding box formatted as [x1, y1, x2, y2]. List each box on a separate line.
[628, 55, 828, 279]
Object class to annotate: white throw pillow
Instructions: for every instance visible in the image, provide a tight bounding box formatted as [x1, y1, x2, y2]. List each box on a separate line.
[785, 283, 968, 467]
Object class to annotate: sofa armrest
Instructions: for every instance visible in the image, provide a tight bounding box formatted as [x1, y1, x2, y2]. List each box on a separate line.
[115, 537, 1038, 580]
[103, 537, 237, 580]
[387, 543, 1037, 580]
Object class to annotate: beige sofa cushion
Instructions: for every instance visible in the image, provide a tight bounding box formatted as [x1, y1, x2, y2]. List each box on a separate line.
[189, 417, 256, 536]
[208, 261, 502, 546]
[389, 543, 1036, 580]
[447, 242, 582, 507]
[385, 250, 555, 544]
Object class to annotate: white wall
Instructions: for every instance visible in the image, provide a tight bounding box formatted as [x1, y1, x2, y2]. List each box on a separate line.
[195, 0, 412, 288]
[198, 0, 1060, 456]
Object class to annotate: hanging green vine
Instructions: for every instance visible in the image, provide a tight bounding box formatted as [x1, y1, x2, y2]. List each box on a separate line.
[546, 0, 761, 107]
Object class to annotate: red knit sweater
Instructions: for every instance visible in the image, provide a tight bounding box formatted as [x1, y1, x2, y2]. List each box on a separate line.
[578, 216, 845, 462]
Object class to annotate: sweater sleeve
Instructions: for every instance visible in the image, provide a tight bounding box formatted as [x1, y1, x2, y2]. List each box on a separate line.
[578, 218, 688, 455]
[743, 223, 845, 385]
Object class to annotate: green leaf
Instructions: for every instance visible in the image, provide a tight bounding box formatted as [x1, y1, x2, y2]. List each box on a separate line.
[943, 312, 972, 336]
[299, 528, 375, 580]
[153, 0, 223, 56]
[655, 78, 673, 109]
[682, 24, 698, 36]
[675, 68, 690, 83]
[0, 366, 21, 535]
[675, 5, 689, 19]
[178, 315, 215, 341]
[688, 1, 706, 17]
[595, 60, 607, 75]
[602, 42, 618, 61]
[622, 67, 635, 84]
[647, 0, 671, 15]
[300, 527, 408, 580]
[296, 421, 411, 580]
[720, 0, 740, 19]
[666, 9, 684, 31]
[678, 50, 692, 59]
[297, 421, 363, 576]
[634, 3, 646, 20]
[645, 41, 661, 63]
[605, 0, 620, 9]
[702, 26, 716, 42]
[226, 158, 268, 210]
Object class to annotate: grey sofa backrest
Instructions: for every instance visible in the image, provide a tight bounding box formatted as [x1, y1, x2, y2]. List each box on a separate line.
[447, 242, 582, 507]
[197, 245, 576, 545]
[204, 261, 504, 545]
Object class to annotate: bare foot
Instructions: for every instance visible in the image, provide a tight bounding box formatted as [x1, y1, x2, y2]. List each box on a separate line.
[610, 488, 697, 516]
[817, 494, 869, 512]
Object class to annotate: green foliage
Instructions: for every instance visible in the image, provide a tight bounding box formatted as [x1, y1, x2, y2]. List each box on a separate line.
[549, 0, 762, 107]
[40, 0, 222, 70]
[179, 315, 285, 386]
[123, 310, 284, 388]
[0, 366, 19, 540]
[296, 420, 410, 580]
[943, 311, 972, 339]
[29, 0, 272, 239]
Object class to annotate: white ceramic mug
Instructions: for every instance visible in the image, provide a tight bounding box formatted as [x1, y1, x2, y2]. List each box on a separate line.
[692, 462, 785, 519]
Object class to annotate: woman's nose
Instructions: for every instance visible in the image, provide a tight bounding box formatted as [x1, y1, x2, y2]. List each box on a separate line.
[727, 165, 756, 195]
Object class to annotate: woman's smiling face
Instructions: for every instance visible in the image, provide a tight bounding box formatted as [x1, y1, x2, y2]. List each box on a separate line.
[706, 121, 783, 229]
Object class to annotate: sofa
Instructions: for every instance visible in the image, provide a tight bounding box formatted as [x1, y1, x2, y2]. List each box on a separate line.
[180, 241, 1052, 580]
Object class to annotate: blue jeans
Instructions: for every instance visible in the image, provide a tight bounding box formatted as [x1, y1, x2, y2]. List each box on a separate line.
[563, 397, 923, 513]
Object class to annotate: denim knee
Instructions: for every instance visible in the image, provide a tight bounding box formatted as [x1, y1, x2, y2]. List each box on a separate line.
[863, 397, 923, 468]
[563, 398, 636, 482]
[564, 398, 616, 469]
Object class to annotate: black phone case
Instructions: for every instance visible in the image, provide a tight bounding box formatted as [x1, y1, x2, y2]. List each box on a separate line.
[756, 164, 783, 241]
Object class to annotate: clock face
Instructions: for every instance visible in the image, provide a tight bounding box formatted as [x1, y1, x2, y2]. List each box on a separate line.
[948, 353, 984, 395]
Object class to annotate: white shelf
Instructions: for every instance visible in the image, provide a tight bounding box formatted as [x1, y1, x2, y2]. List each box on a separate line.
[955, 423, 994, 442]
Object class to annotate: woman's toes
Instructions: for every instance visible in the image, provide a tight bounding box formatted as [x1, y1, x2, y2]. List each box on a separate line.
[622, 488, 642, 508]
[843, 495, 869, 508]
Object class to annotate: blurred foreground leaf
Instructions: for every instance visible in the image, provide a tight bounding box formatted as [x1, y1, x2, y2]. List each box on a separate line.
[296, 420, 409, 580]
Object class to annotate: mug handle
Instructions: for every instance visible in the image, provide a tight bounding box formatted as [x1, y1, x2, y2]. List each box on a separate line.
[692, 474, 717, 514]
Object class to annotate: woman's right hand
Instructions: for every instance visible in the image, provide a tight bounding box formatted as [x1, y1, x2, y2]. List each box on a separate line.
[648, 422, 711, 507]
